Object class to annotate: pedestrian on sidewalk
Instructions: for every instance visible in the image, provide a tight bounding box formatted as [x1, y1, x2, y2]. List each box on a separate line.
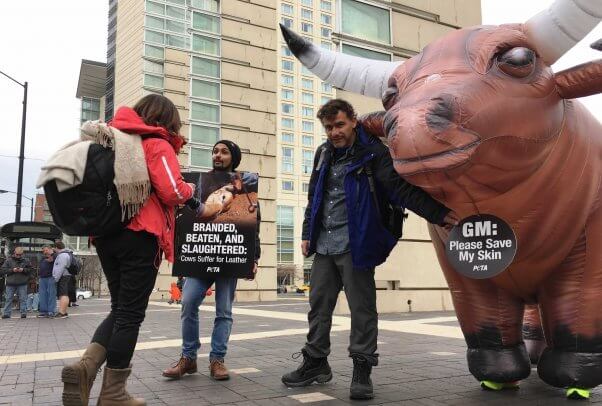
[52, 241, 72, 319]
[162, 140, 261, 382]
[60, 94, 195, 406]
[38, 246, 57, 318]
[0, 247, 32, 319]
[26, 273, 39, 312]
[280, 99, 458, 400]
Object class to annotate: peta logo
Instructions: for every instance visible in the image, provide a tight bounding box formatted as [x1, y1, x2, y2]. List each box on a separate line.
[462, 221, 498, 238]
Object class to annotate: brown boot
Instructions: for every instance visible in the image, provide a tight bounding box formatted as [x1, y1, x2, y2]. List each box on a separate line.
[209, 359, 230, 381]
[62, 342, 107, 406]
[97, 366, 145, 406]
[162, 356, 197, 379]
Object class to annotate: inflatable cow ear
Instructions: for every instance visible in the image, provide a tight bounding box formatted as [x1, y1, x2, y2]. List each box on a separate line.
[524, 0, 601, 65]
[279, 24, 402, 99]
[554, 38, 602, 99]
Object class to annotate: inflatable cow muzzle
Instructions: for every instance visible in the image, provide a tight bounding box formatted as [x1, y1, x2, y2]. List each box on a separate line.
[283, 0, 602, 399]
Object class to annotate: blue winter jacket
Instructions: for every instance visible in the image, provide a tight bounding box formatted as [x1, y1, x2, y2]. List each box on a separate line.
[302, 125, 450, 269]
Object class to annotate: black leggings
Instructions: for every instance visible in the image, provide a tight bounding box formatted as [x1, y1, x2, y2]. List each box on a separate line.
[93, 229, 159, 369]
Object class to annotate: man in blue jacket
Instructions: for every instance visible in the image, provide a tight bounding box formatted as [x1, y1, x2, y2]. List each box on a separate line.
[281, 99, 458, 399]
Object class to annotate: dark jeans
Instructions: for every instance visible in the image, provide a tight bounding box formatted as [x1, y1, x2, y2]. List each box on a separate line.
[304, 252, 378, 365]
[92, 229, 159, 369]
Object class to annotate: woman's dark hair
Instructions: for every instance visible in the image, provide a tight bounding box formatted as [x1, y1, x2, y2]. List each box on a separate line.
[133, 94, 182, 135]
[317, 98, 356, 122]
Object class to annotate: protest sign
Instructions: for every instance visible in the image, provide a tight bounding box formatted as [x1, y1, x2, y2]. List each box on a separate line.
[173, 171, 258, 279]
[445, 214, 517, 279]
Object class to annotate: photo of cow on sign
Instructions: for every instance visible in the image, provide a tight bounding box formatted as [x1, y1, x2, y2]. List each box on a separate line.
[173, 171, 259, 279]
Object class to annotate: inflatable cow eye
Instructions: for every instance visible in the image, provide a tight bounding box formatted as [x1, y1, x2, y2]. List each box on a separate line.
[496, 47, 536, 78]
[382, 86, 398, 110]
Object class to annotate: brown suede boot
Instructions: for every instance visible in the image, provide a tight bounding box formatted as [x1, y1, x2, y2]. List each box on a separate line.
[62, 342, 107, 406]
[161, 356, 197, 379]
[97, 366, 145, 406]
[209, 359, 230, 381]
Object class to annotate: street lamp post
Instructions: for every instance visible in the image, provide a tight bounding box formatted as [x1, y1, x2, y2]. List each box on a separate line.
[0, 70, 28, 222]
[0, 190, 34, 221]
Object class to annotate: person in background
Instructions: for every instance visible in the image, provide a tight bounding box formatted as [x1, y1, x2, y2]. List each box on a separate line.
[26, 273, 39, 312]
[0, 247, 32, 319]
[38, 246, 56, 318]
[52, 241, 72, 319]
[68, 274, 78, 307]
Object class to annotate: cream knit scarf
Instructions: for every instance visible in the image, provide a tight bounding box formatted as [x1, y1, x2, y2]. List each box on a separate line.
[81, 121, 151, 220]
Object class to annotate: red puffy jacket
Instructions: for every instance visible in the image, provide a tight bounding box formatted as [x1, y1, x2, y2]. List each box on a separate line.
[110, 107, 193, 262]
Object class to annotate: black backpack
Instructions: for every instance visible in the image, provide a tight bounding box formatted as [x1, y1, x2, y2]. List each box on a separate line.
[67, 251, 81, 275]
[44, 144, 125, 237]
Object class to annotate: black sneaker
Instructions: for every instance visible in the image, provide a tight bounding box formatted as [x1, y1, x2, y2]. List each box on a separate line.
[36, 314, 48, 318]
[281, 350, 332, 387]
[2, 315, 9, 319]
[350, 355, 374, 400]
[20, 314, 26, 319]
[54, 313, 69, 319]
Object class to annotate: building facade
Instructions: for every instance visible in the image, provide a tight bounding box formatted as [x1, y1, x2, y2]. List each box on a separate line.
[275, 0, 481, 311]
[106, 0, 278, 300]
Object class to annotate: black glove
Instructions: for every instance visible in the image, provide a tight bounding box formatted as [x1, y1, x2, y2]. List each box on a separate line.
[185, 197, 201, 210]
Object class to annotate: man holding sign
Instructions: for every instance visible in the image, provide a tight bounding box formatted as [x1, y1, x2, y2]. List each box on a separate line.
[163, 140, 261, 381]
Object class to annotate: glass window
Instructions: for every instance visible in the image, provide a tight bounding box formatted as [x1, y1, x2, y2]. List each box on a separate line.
[146, 1, 165, 15]
[281, 89, 294, 100]
[282, 60, 294, 71]
[302, 135, 314, 147]
[167, 0, 186, 5]
[282, 118, 294, 129]
[193, 34, 220, 55]
[166, 34, 188, 49]
[302, 150, 313, 174]
[191, 79, 220, 100]
[192, 56, 220, 77]
[302, 106, 314, 117]
[145, 15, 164, 29]
[301, 9, 313, 20]
[301, 0, 313, 6]
[191, 147, 212, 167]
[282, 103, 294, 114]
[321, 13, 332, 25]
[302, 120, 314, 132]
[281, 147, 294, 173]
[302, 182, 309, 193]
[302, 92, 314, 104]
[320, 0, 332, 11]
[342, 43, 391, 61]
[281, 75, 294, 86]
[301, 65, 312, 76]
[281, 132, 294, 143]
[321, 96, 331, 105]
[144, 74, 163, 88]
[322, 82, 332, 92]
[166, 5, 186, 19]
[282, 180, 294, 191]
[191, 0, 219, 12]
[281, 17, 293, 29]
[320, 42, 332, 50]
[190, 125, 219, 144]
[321, 27, 331, 38]
[281, 45, 292, 57]
[342, 0, 391, 44]
[193, 12, 220, 33]
[145, 44, 164, 59]
[277, 206, 295, 263]
[144, 60, 164, 74]
[166, 19, 186, 33]
[281, 3, 294, 15]
[302, 78, 313, 90]
[301, 22, 313, 34]
[191, 101, 219, 122]
[145, 30, 164, 45]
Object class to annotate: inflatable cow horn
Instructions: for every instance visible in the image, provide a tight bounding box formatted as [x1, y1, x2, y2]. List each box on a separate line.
[525, 0, 602, 64]
[279, 24, 401, 99]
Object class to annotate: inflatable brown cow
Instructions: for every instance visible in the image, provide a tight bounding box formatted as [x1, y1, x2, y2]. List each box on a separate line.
[282, 0, 602, 399]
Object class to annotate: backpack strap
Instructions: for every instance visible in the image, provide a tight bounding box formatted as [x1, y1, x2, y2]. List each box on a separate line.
[364, 163, 382, 220]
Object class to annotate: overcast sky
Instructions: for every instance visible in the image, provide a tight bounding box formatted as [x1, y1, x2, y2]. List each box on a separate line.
[0, 0, 600, 225]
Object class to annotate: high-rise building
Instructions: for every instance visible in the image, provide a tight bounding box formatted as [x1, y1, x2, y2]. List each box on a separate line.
[276, 0, 481, 311]
[105, 0, 278, 300]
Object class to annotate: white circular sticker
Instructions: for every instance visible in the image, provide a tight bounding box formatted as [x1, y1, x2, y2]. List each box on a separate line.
[445, 214, 517, 279]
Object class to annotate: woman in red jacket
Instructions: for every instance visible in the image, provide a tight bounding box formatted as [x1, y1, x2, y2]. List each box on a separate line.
[62, 95, 194, 406]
